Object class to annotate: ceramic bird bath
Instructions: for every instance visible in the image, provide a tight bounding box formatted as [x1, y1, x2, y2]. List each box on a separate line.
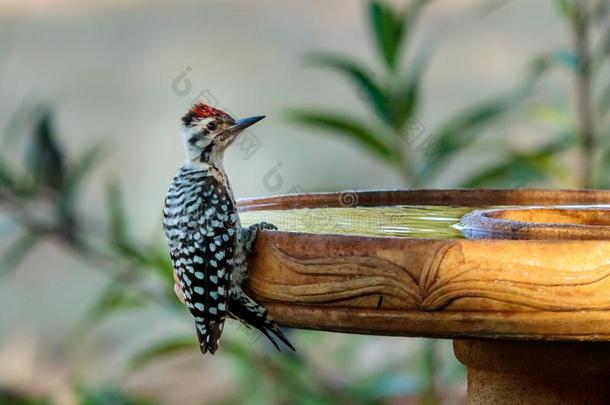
[238, 189, 610, 404]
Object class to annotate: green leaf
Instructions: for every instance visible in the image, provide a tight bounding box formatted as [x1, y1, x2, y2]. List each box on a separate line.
[0, 158, 16, 189]
[106, 179, 132, 252]
[369, 1, 406, 72]
[134, 244, 175, 289]
[307, 53, 393, 127]
[390, 48, 430, 130]
[369, 0, 427, 73]
[415, 86, 531, 184]
[287, 110, 397, 162]
[391, 81, 419, 133]
[461, 155, 551, 188]
[462, 134, 576, 188]
[0, 233, 39, 276]
[26, 108, 66, 191]
[554, 0, 575, 20]
[129, 336, 196, 372]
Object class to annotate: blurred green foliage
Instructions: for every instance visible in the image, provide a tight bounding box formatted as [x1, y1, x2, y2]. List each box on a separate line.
[289, 0, 610, 189]
[0, 384, 154, 405]
[77, 386, 155, 405]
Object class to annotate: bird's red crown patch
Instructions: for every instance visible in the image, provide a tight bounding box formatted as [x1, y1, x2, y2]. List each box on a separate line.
[182, 102, 232, 127]
[191, 103, 229, 119]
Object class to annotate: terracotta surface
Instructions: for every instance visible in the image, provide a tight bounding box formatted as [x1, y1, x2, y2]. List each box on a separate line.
[454, 340, 610, 404]
[237, 189, 610, 404]
[460, 207, 610, 239]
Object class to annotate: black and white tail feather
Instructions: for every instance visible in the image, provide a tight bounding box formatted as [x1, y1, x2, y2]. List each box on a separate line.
[228, 289, 295, 352]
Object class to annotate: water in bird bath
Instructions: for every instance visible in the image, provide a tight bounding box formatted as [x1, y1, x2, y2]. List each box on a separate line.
[240, 205, 477, 239]
[241, 202, 610, 239]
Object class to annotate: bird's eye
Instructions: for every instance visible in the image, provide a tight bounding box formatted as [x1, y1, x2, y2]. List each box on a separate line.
[206, 121, 218, 131]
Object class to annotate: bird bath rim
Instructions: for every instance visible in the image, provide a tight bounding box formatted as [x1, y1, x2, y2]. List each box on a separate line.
[238, 189, 610, 341]
[238, 188, 610, 211]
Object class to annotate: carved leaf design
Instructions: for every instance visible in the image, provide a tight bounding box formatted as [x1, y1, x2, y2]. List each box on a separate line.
[249, 241, 610, 313]
[247, 243, 422, 308]
[422, 244, 610, 311]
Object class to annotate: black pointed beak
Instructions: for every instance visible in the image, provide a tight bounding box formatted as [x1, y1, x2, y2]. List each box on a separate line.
[229, 115, 265, 133]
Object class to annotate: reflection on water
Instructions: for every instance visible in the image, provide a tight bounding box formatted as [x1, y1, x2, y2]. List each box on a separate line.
[240, 206, 477, 239]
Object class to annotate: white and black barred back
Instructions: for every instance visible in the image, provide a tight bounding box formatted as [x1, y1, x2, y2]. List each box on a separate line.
[163, 101, 294, 355]
[163, 165, 237, 353]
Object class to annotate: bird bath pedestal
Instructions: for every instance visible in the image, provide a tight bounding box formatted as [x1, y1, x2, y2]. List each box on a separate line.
[238, 190, 610, 404]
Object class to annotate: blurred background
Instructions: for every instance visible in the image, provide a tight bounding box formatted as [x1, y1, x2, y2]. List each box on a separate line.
[1, 0, 609, 403]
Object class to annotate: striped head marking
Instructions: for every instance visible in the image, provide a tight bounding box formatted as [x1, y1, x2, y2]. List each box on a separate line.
[180, 101, 265, 164]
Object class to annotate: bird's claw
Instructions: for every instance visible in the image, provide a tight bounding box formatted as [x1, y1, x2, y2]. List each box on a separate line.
[249, 221, 278, 232]
[242, 222, 277, 254]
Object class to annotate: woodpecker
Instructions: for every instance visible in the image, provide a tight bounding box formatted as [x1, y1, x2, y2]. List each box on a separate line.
[162, 101, 294, 355]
